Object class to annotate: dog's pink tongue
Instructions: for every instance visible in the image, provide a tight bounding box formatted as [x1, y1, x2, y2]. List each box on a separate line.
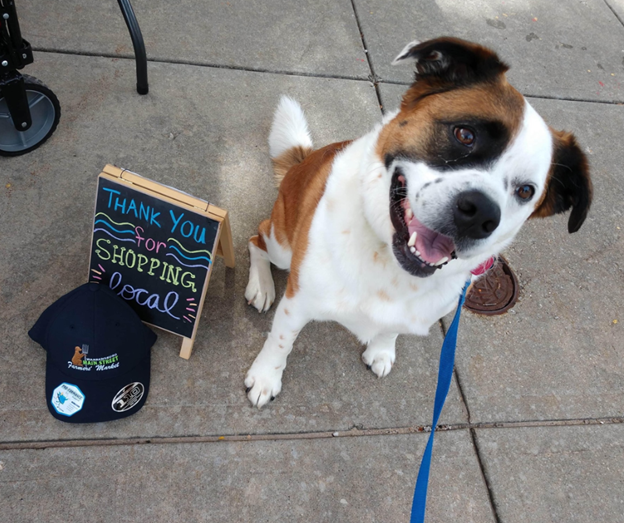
[407, 218, 455, 263]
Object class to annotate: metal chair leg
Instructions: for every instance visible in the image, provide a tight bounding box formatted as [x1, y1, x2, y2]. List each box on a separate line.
[117, 0, 148, 95]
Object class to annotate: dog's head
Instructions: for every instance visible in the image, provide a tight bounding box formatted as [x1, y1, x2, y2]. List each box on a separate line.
[372, 37, 592, 278]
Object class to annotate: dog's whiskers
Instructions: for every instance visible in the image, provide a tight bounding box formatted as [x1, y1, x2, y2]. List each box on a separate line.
[390, 197, 408, 215]
[551, 161, 573, 173]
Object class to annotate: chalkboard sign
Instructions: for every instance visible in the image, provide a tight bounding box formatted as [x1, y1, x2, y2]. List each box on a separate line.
[88, 165, 235, 359]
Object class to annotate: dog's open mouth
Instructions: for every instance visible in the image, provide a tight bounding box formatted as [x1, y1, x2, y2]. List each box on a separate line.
[389, 170, 456, 277]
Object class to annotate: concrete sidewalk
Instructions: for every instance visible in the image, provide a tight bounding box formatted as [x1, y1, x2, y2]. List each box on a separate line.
[1, 0, 623, 521]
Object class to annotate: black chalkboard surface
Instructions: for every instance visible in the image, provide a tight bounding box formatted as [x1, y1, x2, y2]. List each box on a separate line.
[88, 168, 224, 342]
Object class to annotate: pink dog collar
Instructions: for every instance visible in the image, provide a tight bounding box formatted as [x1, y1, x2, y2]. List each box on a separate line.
[470, 256, 495, 276]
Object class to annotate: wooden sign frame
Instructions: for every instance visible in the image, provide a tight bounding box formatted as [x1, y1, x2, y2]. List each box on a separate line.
[88, 164, 235, 359]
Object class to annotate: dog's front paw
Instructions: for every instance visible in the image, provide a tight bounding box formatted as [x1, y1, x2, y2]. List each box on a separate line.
[245, 364, 283, 408]
[362, 347, 395, 378]
[245, 271, 275, 313]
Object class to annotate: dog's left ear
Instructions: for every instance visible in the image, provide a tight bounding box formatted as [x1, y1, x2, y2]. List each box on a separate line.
[531, 130, 593, 233]
[392, 37, 509, 85]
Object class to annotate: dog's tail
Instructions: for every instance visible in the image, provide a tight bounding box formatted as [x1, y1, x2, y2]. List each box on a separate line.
[269, 96, 313, 186]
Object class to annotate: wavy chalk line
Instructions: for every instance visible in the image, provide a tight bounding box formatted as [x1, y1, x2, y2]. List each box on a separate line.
[94, 228, 137, 243]
[168, 245, 211, 263]
[167, 237, 212, 257]
[95, 212, 136, 228]
[165, 253, 209, 270]
[94, 220, 135, 235]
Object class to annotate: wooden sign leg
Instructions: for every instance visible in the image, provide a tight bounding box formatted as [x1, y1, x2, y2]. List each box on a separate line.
[180, 337, 194, 359]
[219, 212, 236, 268]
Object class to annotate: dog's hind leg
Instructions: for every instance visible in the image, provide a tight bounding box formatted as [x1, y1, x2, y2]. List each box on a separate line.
[245, 215, 293, 312]
[362, 333, 398, 378]
[245, 291, 309, 408]
[246, 97, 310, 313]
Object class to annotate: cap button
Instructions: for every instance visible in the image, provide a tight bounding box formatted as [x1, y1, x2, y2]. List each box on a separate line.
[88, 283, 100, 292]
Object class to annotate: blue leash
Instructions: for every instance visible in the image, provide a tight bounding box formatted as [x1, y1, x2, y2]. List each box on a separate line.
[410, 280, 471, 523]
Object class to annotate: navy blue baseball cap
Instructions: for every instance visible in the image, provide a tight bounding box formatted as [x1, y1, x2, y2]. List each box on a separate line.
[29, 283, 157, 423]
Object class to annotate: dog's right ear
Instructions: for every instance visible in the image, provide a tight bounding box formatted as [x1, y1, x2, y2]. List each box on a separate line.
[392, 37, 508, 86]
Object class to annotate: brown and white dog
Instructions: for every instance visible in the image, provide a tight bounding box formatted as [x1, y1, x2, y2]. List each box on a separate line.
[244, 37, 592, 408]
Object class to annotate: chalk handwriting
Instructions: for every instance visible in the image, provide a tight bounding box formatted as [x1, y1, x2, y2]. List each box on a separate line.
[135, 226, 167, 252]
[102, 187, 161, 227]
[96, 239, 197, 292]
[109, 272, 181, 320]
[169, 210, 206, 244]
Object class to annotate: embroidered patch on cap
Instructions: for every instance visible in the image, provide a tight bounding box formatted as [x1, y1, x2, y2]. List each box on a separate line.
[111, 382, 145, 412]
[51, 383, 85, 417]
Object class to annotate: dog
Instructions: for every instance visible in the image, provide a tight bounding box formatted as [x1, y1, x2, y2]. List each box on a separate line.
[244, 37, 592, 408]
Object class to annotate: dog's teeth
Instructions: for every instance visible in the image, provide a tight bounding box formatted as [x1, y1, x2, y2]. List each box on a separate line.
[410, 246, 416, 254]
[406, 208, 413, 221]
[435, 256, 448, 266]
[415, 250, 421, 257]
[408, 231, 417, 247]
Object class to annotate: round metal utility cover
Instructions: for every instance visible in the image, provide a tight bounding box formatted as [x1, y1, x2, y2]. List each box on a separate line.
[464, 256, 519, 315]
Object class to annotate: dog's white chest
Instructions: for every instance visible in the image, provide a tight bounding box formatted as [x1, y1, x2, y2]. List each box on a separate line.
[301, 247, 461, 341]
[297, 143, 464, 342]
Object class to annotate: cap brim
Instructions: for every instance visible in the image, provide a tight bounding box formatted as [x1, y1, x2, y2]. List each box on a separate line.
[45, 350, 151, 423]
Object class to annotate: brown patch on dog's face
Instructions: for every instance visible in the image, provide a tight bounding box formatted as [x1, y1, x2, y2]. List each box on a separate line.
[383, 37, 526, 171]
[377, 75, 525, 172]
[530, 129, 592, 233]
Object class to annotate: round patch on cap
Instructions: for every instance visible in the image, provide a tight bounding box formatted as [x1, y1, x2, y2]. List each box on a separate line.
[111, 382, 145, 412]
[51, 383, 85, 417]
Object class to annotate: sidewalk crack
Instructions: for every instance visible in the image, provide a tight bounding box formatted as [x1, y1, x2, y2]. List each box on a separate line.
[604, 0, 624, 28]
[453, 339, 502, 522]
[348, 0, 384, 114]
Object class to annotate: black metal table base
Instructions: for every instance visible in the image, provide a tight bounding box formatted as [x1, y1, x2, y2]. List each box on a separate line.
[117, 0, 148, 95]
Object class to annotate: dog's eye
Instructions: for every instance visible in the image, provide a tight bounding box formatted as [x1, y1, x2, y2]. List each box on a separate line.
[453, 127, 476, 146]
[515, 185, 535, 201]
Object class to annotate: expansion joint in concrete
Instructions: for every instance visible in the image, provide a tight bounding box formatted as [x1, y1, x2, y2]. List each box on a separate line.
[604, 0, 624, 28]
[454, 360, 502, 522]
[2, 417, 622, 452]
[30, 47, 368, 83]
[31, 48, 624, 107]
[348, 0, 384, 113]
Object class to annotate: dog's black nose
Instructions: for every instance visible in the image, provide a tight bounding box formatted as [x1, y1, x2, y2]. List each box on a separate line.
[453, 190, 501, 239]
